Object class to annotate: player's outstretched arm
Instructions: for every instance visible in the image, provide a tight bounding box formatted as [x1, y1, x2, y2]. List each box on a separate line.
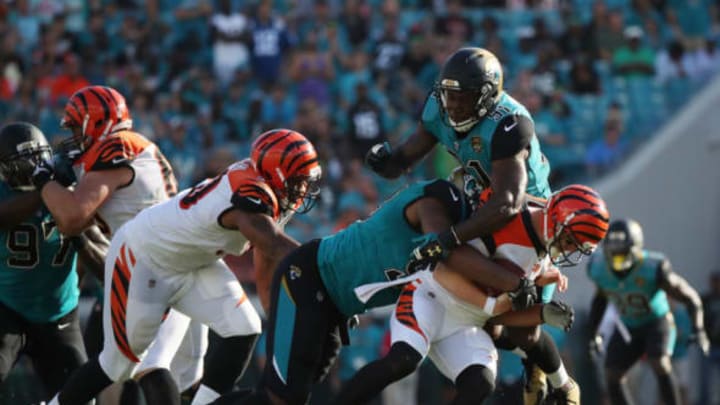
[0, 191, 42, 229]
[365, 125, 437, 179]
[410, 193, 523, 293]
[40, 167, 133, 236]
[658, 260, 710, 354]
[222, 209, 300, 312]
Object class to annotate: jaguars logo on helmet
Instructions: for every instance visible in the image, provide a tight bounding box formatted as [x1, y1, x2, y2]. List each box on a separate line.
[0, 122, 53, 191]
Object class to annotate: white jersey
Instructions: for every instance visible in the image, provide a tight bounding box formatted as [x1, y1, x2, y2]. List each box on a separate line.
[73, 130, 177, 235]
[124, 159, 281, 272]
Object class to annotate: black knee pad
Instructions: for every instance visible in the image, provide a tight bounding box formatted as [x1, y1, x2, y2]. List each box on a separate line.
[138, 368, 180, 405]
[119, 379, 146, 405]
[384, 342, 422, 378]
[454, 365, 495, 404]
[203, 333, 260, 393]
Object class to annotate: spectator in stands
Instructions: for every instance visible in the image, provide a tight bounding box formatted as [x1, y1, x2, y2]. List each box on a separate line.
[585, 119, 629, 177]
[433, 0, 473, 43]
[612, 26, 655, 78]
[692, 38, 720, 80]
[569, 56, 602, 94]
[289, 27, 334, 110]
[159, 117, 199, 190]
[700, 271, 720, 405]
[248, 0, 292, 88]
[559, 16, 596, 61]
[210, 0, 250, 86]
[48, 53, 89, 105]
[338, 0, 370, 48]
[655, 40, 697, 84]
[346, 82, 386, 160]
[370, 12, 406, 78]
[260, 82, 297, 129]
[594, 8, 627, 61]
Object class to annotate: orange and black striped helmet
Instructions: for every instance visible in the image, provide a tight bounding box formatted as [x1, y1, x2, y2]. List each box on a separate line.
[544, 184, 610, 266]
[59, 86, 132, 157]
[251, 129, 322, 213]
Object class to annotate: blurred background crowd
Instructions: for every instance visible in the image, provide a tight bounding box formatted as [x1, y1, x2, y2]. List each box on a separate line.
[0, 0, 719, 404]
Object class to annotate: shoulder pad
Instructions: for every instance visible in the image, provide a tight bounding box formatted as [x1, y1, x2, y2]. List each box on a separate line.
[81, 131, 150, 172]
[227, 161, 280, 219]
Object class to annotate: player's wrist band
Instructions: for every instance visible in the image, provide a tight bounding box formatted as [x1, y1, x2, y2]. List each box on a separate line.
[438, 226, 461, 250]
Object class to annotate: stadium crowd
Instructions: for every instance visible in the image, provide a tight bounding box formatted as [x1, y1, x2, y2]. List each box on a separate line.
[1, 0, 719, 404]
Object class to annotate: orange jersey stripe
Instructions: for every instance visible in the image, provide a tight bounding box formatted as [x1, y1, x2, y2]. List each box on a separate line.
[395, 283, 427, 343]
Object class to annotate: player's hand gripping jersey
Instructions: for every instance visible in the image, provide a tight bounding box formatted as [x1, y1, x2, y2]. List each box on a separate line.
[72, 130, 177, 235]
[123, 159, 279, 271]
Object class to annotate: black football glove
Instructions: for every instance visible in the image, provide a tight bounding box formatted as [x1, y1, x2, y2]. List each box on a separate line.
[52, 153, 76, 187]
[365, 142, 392, 175]
[541, 300, 575, 331]
[407, 229, 461, 270]
[508, 278, 537, 311]
[30, 157, 55, 190]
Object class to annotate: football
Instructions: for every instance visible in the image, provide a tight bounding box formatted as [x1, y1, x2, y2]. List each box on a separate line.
[474, 258, 526, 297]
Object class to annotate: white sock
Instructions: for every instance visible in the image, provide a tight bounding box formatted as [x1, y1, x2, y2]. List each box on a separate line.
[546, 363, 570, 388]
[191, 384, 220, 405]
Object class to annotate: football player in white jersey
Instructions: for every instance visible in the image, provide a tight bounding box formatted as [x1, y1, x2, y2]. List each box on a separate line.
[48, 129, 322, 405]
[33, 86, 215, 404]
[335, 185, 610, 405]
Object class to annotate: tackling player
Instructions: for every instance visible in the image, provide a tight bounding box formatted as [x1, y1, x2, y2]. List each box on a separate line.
[218, 178, 541, 405]
[48, 129, 322, 405]
[365, 48, 555, 402]
[587, 219, 709, 405]
[0, 122, 106, 403]
[334, 184, 609, 405]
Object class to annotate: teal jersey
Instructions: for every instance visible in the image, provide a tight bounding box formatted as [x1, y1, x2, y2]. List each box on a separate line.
[318, 179, 468, 316]
[0, 183, 79, 322]
[421, 92, 551, 199]
[587, 249, 671, 328]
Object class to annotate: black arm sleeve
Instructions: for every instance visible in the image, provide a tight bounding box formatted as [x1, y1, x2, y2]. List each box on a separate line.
[423, 179, 469, 225]
[490, 114, 534, 161]
[230, 192, 274, 217]
[588, 292, 609, 336]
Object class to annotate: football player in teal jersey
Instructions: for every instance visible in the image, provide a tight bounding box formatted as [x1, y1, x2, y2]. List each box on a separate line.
[587, 219, 709, 405]
[218, 179, 537, 405]
[365, 47, 551, 268]
[366, 47, 557, 404]
[0, 122, 106, 403]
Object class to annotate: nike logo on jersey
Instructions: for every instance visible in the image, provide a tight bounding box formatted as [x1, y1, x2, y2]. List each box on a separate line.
[448, 187, 459, 202]
[504, 121, 518, 132]
[246, 197, 262, 205]
[57, 322, 71, 330]
[111, 157, 127, 165]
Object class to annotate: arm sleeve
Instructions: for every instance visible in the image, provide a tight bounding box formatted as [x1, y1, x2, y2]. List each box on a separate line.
[422, 179, 469, 225]
[490, 114, 534, 161]
[230, 184, 276, 218]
